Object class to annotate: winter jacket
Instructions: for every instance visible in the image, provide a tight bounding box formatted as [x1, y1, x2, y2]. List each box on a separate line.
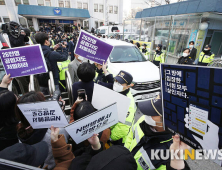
[41, 45, 68, 86]
[18, 127, 69, 169]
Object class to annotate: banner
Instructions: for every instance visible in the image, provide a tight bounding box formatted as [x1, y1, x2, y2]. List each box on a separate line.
[92, 84, 131, 123]
[17, 101, 68, 129]
[74, 30, 114, 65]
[0, 158, 41, 170]
[161, 64, 222, 165]
[0, 45, 47, 78]
[65, 103, 118, 144]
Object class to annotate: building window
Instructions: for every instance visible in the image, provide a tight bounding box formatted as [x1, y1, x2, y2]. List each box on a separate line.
[45, 0, 51, 6]
[58, 0, 64, 7]
[94, 4, 98, 12]
[77, 2, 82, 9]
[27, 19, 33, 26]
[65, 0, 70, 8]
[14, 0, 22, 6]
[3, 17, 10, 23]
[83, 3, 88, 10]
[99, 4, 103, 13]
[109, 6, 113, 13]
[114, 6, 118, 14]
[23, 0, 29, 5]
[19, 17, 27, 27]
[37, 0, 44, 6]
[0, 0, 5, 5]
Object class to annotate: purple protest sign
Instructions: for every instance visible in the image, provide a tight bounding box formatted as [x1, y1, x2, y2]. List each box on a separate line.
[74, 30, 113, 65]
[0, 45, 47, 78]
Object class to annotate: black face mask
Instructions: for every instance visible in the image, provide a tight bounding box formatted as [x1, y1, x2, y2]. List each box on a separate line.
[203, 50, 210, 54]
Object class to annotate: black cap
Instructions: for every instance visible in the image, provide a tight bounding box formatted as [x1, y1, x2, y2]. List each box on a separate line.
[86, 146, 137, 170]
[157, 44, 162, 49]
[143, 43, 147, 46]
[114, 70, 133, 85]
[0, 141, 48, 167]
[205, 44, 211, 48]
[138, 93, 162, 116]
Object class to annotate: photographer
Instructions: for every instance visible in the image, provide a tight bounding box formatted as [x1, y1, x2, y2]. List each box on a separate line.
[35, 33, 68, 91]
[6, 21, 29, 48]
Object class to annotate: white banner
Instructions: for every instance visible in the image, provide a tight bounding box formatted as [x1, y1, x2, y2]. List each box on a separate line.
[65, 103, 118, 144]
[17, 101, 68, 129]
[92, 84, 131, 123]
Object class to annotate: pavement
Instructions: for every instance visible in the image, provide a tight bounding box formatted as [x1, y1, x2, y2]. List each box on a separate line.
[187, 158, 222, 170]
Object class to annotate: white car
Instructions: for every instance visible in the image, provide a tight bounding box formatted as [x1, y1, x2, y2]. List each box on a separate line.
[104, 39, 160, 102]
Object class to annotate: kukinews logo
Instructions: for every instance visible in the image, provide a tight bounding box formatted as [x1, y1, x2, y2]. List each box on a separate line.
[54, 8, 62, 15]
[151, 149, 222, 160]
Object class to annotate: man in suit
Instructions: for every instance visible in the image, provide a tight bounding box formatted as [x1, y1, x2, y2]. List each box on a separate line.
[68, 37, 75, 61]
[189, 41, 197, 61]
[68, 54, 84, 84]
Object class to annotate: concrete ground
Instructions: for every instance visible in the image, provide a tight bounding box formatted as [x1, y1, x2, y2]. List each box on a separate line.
[187, 158, 222, 170]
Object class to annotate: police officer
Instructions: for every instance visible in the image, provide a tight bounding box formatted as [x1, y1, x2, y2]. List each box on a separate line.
[110, 71, 137, 145]
[124, 94, 190, 170]
[177, 48, 194, 65]
[198, 44, 215, 66]
[94, 63, 110, 84]
[153, 44, 165, 66]
[135, 42, 140, 49]
[140, 44, 149, 60]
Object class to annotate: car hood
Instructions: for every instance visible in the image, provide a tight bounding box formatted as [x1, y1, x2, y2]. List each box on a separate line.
[108, 61, 160, 82]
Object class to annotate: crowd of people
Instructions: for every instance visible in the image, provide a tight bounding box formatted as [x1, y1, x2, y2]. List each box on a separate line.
[0, 22, 205, 170]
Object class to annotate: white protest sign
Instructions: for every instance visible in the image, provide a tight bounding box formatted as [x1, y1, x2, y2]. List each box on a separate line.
[17, 101, 68, 129]
[92, 84, 131, 123]
[65, 103, 118, 144]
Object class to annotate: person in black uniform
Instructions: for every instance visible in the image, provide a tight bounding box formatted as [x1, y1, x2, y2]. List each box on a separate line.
[188, 41, 197, 61]
[177, 48, 194, 65]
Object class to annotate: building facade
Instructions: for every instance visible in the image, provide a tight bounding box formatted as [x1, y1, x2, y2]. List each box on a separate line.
[0, 0, 123, 31]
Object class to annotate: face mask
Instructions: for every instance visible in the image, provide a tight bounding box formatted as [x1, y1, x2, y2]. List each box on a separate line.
[183, 53, 188, 57]
[156, 47, 159, 50]
[189, 45, 194, 48]
[145, 116, 163, 127]
[113, 82, 123, 92]
[204, 48, 209, 51]
[78, 56, 84, 61]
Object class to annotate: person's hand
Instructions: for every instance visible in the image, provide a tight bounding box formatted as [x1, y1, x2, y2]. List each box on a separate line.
[88, 134, 101, 150]
[64, 41, 67, 46]
[102, 62, 108, 75]
[0, 74, 13, 88]
[21, 31, 26, 36]
[75, 97, 83, 104]
[170, 135, 190, 169]
[62, 44, 66, 48]
[53, 44, 59, 51]
[50, 125, 60, 142]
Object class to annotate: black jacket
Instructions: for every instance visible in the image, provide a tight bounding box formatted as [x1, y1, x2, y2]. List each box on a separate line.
[41, 45, 68, 85]
[189, 48, 197, 61]
[72, 74, 114, 103]
[8, 34, 29, 48]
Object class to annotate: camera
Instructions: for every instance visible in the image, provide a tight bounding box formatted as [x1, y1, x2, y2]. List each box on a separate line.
[0, 21, 30, 39]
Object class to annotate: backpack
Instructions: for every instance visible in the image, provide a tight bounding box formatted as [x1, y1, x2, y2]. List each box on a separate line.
[36, 51, 53, 87]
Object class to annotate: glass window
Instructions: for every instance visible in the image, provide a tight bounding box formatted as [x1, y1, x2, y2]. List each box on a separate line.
[77, 2, 82, 9]
[65, 0, 70, 8]
[3, 17, 10, 23]
[19, 17, 27, 27]
[109, 46, 146, 63]
[58, 0, 64, 7]
[27, 19, 33, 26]
[83, 3, 88, 10]
[114, 6, 118, 14]
[23, 0, 29, 5]
[45, 0, 51, 6]
[99, 4, 103, 13]
[0, 0, 5, 5]
[37, 0, 44, 6]
[109, 6, 113, 13]
[94, 4, 98, 12]
[14, 0, 21, 6]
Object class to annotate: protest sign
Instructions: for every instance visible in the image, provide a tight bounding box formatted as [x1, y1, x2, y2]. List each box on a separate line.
[65, 103, 118, 144]
[161, 64, 222, 165]
[92, 84, 131, 123]
[0, 44, 47, 78]
[17, 100, 68, 129]
[0, 158, 41, 170]
[74, 30, 113, 65]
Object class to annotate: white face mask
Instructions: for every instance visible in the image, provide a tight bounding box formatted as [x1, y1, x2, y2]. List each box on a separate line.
[78, 56, 84, 61]
[189, 45, 194, 48]
[204, 48, 209, 51]
[113, 82, 123, 92]
[156, 47, 159, 50]
[183, 53, 189, 57]
[144, 116, 163, 127]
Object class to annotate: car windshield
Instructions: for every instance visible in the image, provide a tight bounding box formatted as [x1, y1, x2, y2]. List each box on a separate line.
[109, 46, 146, 63]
